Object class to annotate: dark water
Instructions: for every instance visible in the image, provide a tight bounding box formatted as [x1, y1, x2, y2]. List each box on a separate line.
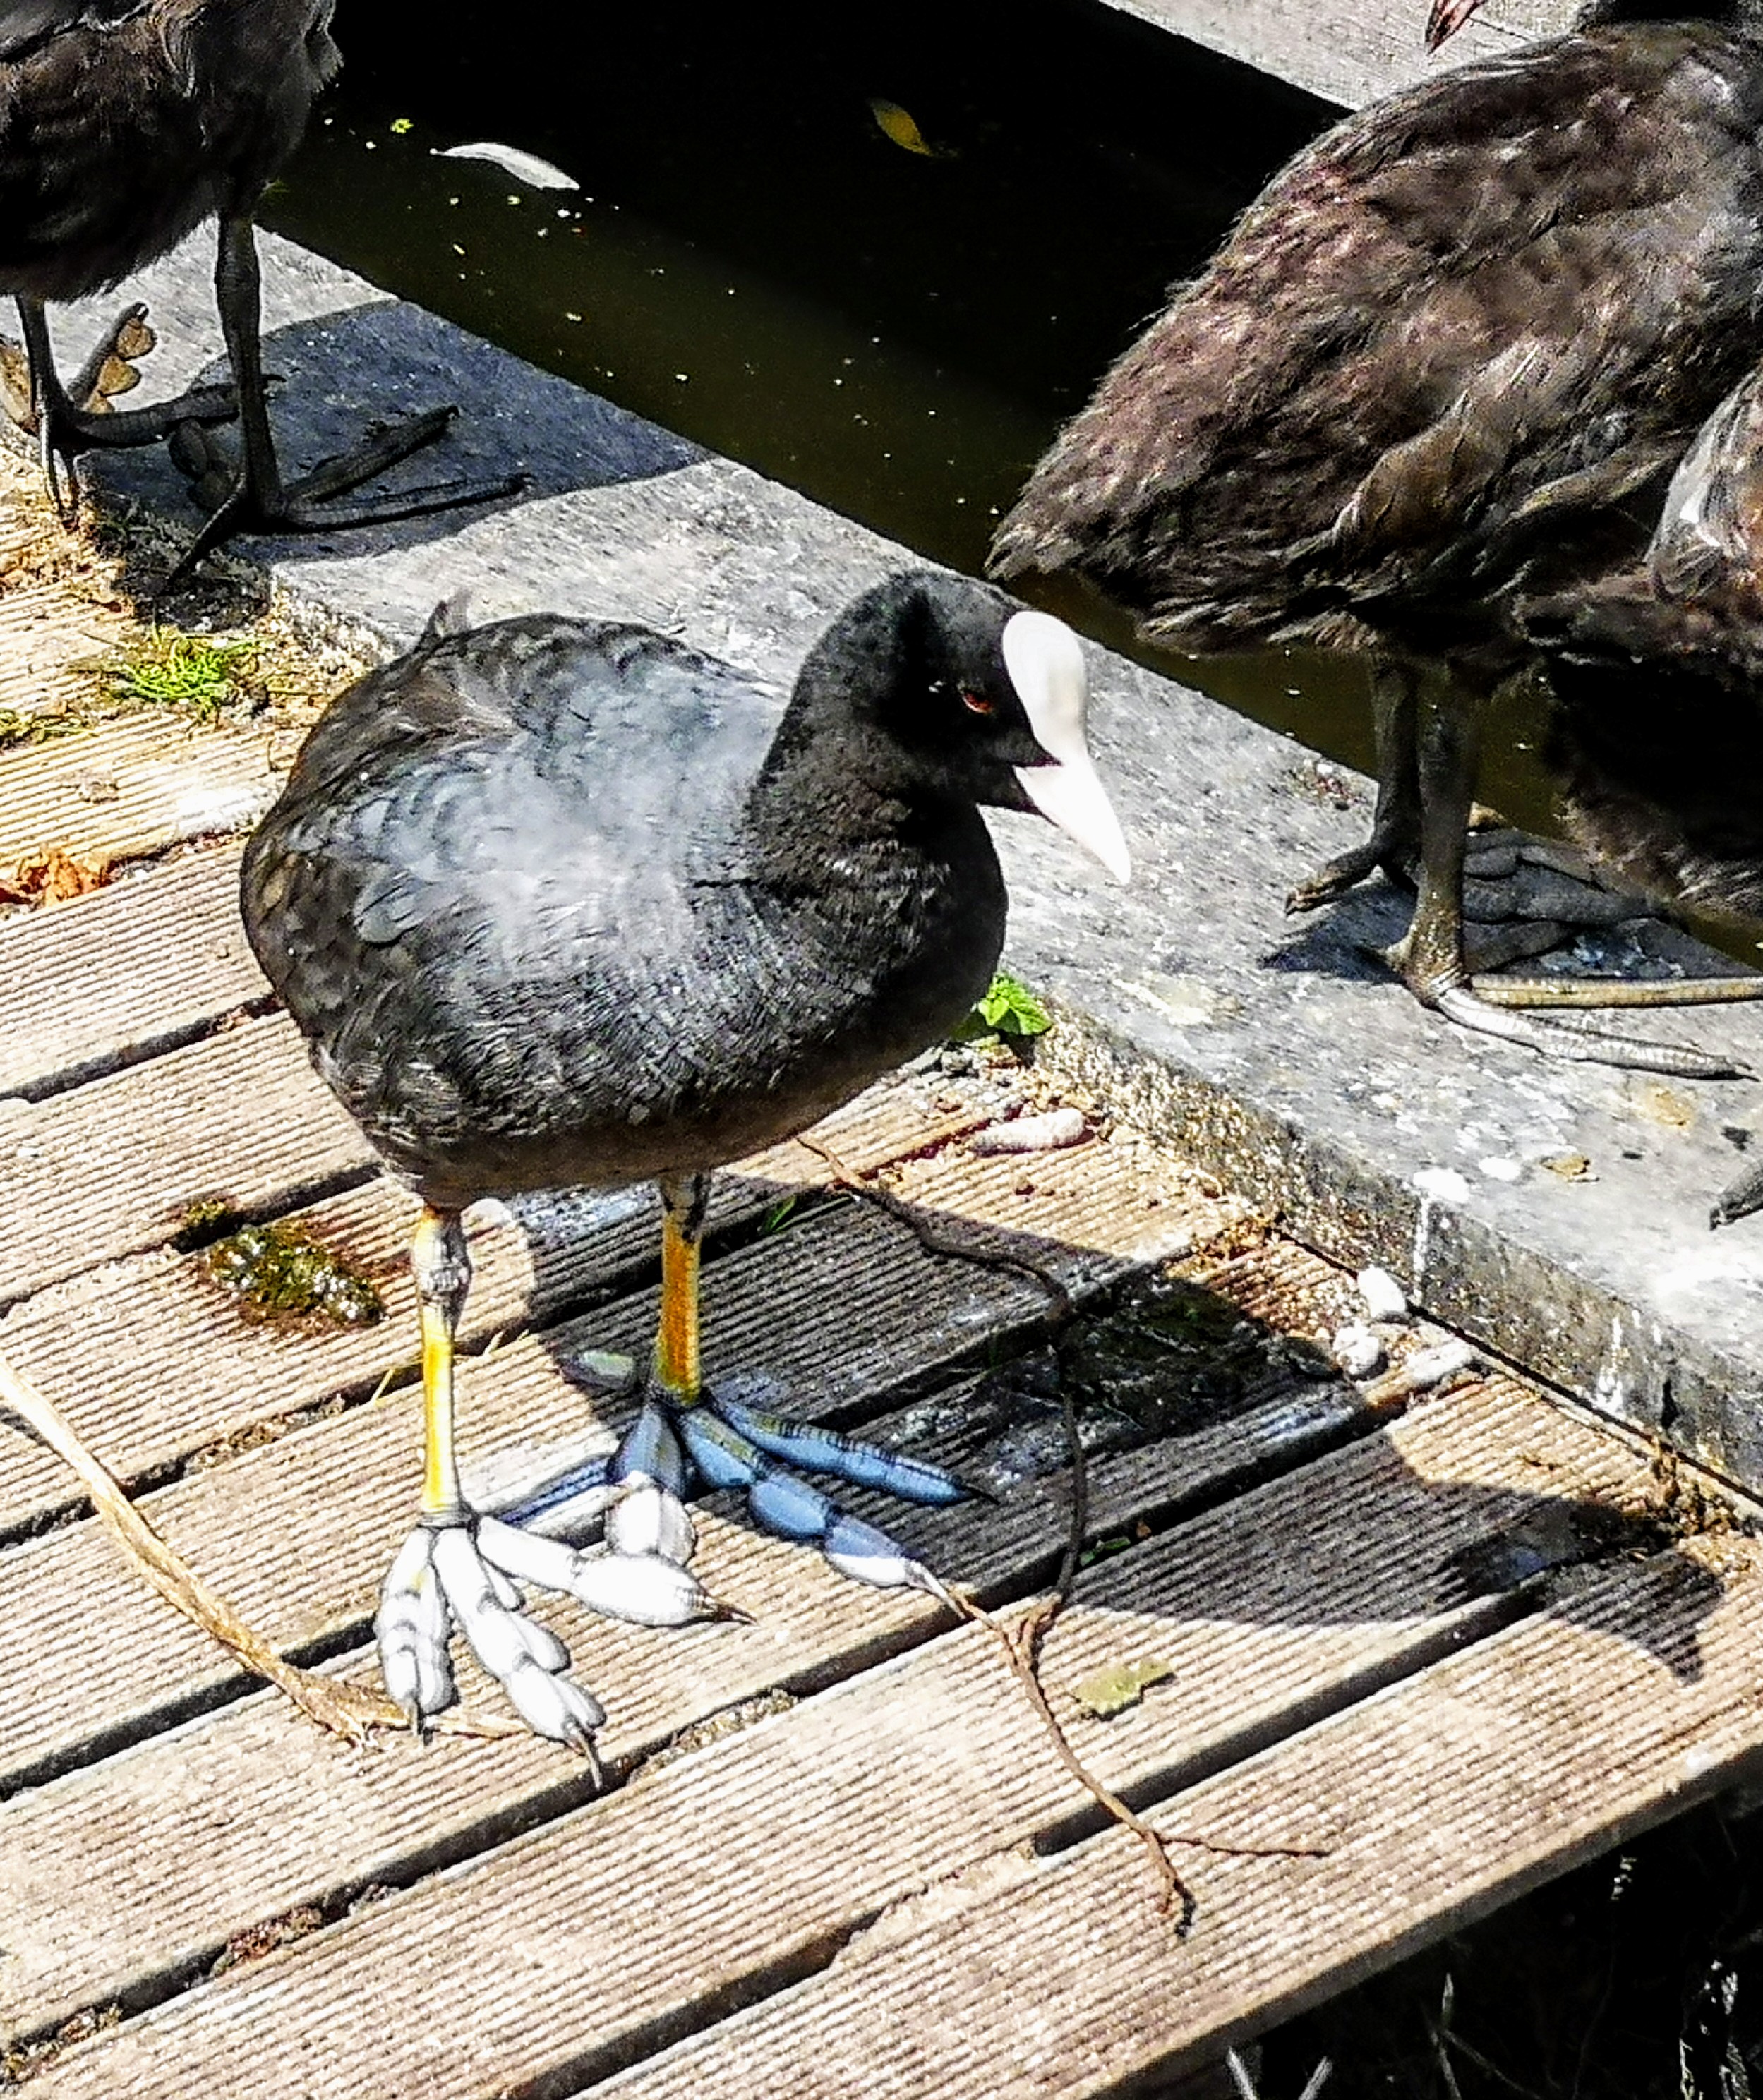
[259, 0, 1581, 822]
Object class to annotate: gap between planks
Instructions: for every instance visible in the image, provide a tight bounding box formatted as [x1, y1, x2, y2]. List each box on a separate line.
[8, 1373, 1712, 2095]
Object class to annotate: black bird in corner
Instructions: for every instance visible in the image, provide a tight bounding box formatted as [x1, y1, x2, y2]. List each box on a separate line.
[1520, 360, 1763, 1221]
[240, 573, 1129, 1747]
[0, 0, 518, 570]
[993, 0, 1763, 1078]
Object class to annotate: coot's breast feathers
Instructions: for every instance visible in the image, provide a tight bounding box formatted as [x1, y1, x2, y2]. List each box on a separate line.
[991, 23, 1763, 657]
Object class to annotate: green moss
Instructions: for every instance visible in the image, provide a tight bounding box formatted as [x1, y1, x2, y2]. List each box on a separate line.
[197, 1217, 385, 1328]
[0, 708, 84, 748]
[105, 629, 261, 724]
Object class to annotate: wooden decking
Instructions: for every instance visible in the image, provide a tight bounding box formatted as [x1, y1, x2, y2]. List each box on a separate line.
[4, 477, 1763, 2097]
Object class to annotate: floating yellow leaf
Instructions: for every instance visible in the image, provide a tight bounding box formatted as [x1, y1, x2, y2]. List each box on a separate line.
[869, 97, 944, 158]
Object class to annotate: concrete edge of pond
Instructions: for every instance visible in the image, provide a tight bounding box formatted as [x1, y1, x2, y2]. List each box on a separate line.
[44, 224, 1763, 1500]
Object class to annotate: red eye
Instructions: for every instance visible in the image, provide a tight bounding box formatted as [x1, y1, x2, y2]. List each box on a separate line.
[961, 689, 995, 715]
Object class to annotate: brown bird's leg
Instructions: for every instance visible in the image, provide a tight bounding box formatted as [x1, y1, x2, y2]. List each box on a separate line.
[1286, 660, 1423, 913]
[1384, 677, 1756, 1080]
[13, 296, 235, 524]
[163, 213, 525, 585]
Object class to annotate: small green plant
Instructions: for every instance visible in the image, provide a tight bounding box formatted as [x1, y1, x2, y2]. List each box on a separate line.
[968, 972, 1052, 1040]
[106, 629, 260, 724]
[178, 1201, 384, 1327]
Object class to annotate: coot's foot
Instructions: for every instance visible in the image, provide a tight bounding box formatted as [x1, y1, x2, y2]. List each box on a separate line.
[1712, 1156, 1763, 1231]
[639, 1385, 970, 1606]
[7, 300, 236, 523]
[1378, 923, 1758, 1080]
[373, 1507, 719, 1763]
[164, 409, 527, 586]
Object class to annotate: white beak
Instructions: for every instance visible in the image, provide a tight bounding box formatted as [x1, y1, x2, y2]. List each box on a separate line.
[1001, 610, 1132, 883]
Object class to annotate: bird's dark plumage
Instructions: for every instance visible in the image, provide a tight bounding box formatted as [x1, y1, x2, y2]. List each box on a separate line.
[993, 10, 1763, 663]
[243, 574, 1121, 1209]
[0, 0, 337, 303]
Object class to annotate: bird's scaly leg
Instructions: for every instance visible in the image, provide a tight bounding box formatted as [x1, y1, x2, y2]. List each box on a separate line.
[644, 1173, 966, 1603]
[1363, 675, 1755, 1080]
[163, 214, 524, 586]
[1286, 661, 1423, 913]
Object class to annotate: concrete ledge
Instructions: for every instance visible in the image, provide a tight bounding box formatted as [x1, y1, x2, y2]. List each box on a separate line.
[1102, 0, 1572, 111]
[47, 227, 1763, 1497]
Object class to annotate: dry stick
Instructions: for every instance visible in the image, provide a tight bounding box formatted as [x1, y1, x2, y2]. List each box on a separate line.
[0, 1346, 525, 1744]
[797, 1128, 1325, 1924]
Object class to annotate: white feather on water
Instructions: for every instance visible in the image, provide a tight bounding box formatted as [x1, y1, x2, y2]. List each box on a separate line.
[433, 141, 580, 191]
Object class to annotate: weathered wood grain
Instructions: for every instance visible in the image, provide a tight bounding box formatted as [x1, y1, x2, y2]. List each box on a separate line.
[0, 1074, 998, 1535]
[0, 1011, 371, 1309]
[12, 1380, 1683, 2094]
[0, 714, 279, 871]
[0, 845, 262, 1099]
[0, 1364, 1378, 2042]
[0, 579, 131, 728]
[0, 1134, 1210, 1792]
[1107, 0, 1571, 111]
[587, 1541, 1763, 2100]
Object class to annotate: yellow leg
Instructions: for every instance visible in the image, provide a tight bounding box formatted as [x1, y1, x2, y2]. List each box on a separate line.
[412, 1205, 471, 1519]
[654, 1175, 709, 1402]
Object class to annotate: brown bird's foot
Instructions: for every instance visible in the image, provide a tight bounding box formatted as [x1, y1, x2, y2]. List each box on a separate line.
[9, 303, 236, 524]
[164, 409, 526, 587]
[1712, 1155, 1763, 1231]
[1376, 926, 1758, 1082]
[1285, 828, 1416, 916]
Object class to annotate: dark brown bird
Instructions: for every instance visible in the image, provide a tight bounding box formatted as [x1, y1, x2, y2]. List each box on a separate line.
[992, 0, 1763, 1075]
[0, 0, 516, 569]
[1519, 360, 1763, 1216]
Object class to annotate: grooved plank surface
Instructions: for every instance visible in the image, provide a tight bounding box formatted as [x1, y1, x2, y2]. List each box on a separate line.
[0, 845, 260, 1097]
[0, 1010, 370, 1307]
[0, 713, 279, 869]
[0, 1369, 1397, 2038]
[0, 1146, 1219, 1792]
[591, 1542, 1763, 2100]
[0, 1074, 994, 1533]
[11, 1381, 1692, 2096]
[0, 579, 129, 723]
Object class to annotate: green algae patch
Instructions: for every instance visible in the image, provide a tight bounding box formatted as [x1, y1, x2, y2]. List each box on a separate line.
[181, 1205, 385, 1328]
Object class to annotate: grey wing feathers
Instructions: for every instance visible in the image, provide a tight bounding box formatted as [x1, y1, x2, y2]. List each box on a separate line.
[1649, 364, 1763, 604]
[0, 0, 145, 56]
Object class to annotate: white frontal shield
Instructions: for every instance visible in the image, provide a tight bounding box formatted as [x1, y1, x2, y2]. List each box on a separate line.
[1001, 610, 1131, 883]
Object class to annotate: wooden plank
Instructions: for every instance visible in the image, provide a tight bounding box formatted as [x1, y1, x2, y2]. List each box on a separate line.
[0, 713, 280, 871]
[1104, 0, 1570, 113]
[0, 1075, 1003, 1535]
[0, 1366, 1373, 2044]
[0, 1011, 371, 1310]
[588, 1540, 1763, 2100]
[0, 1133, 1213, 1791]
[0, 845, 263, 1099]
[0, 579, 130, 727]
[11, 1380, 1675, 2093]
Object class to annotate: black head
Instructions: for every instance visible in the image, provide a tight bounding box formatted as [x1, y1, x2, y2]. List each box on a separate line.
[793, 569, 1131, 879]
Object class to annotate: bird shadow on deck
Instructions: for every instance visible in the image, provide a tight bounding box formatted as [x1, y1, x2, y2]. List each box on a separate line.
[493, 1152, 1733, 1701]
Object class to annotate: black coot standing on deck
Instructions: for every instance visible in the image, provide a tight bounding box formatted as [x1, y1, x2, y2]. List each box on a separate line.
[241, 570, 1130, 1749]
[0, 0, 515, 573]
[993, 0, 1763, 1078]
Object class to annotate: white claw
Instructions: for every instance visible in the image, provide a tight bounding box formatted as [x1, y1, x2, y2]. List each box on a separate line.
[567, 1547, 721, 1627]
[606, 1479, 697, 1567]
[527, 1480, 624, 1543]
[823, 1517, 958, 1609]
[429, 1526, 604, 1745]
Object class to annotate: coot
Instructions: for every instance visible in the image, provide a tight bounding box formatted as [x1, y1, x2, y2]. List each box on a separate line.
[0, 0, 515, 563]
[241, 572, 1130, 1746]
[992, 0, 1763, 1075]
[1520, 360, 1763, 1217]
